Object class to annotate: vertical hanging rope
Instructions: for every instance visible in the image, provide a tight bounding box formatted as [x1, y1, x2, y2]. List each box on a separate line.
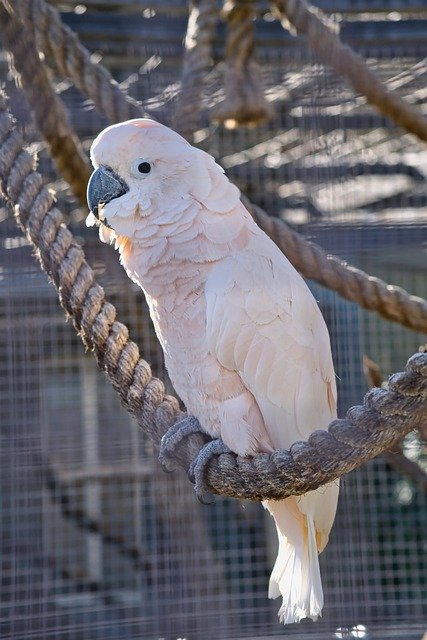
[173, 0, 220, 141]
[213, 0, 273, 128]
[0, 3, 91, 205]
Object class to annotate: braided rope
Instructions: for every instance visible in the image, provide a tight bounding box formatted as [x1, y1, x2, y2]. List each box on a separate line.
[213, 0, 273, 127]
[167, 355, 427, 499]
[173, 0, 220, 141]
[272, 0, 427, 142]
[0, 3, 91, 205]
[10, 0, 144, 124]
[1, 91, 426, 502]
[0, 93, 181, 445]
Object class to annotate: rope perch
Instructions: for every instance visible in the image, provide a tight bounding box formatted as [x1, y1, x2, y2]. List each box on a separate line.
[202, 355, 427, 499]
[1, 91, 426, 503]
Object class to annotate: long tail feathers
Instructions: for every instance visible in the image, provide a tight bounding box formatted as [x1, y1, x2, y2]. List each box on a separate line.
[264, 497, 324, 625]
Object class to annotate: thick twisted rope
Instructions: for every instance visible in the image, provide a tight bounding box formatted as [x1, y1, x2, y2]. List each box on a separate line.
[272, 0, 427, 143]
[173, 0, 220, 141]
[1, 92, 426, 502]
[363, 355, 427, 493]
[0, 3, 91, 206]
[213, 0, 273, 127]
[8, 0, 144, 124]
[0, 93, 181, 445]
[4, 0, 426, 334]
[166, 353, 427, 499]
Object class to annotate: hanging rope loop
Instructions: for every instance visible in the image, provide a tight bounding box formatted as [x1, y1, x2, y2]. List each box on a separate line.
[213, 0, 273, 127]
[173, 0, 220, 141]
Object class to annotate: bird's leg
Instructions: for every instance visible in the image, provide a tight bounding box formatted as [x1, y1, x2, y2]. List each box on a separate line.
[188, 439, 231, 504]
[158, 415, 206, 472]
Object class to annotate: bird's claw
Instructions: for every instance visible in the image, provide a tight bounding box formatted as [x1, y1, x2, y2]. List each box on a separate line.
[159, 419, 230, 505]
[158, 416, 203, 472]
[188, 439, 231, 504]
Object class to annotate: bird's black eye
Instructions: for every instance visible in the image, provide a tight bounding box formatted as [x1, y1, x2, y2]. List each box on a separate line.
[131, 158, 153, 179]
[138, 162, 151, 174]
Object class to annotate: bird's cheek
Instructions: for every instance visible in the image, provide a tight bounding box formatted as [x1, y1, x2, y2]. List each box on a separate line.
[101, 190, 153, 239]
[104, 212, 137, 239]
[97, 200, 126, 236]
[138, 192, 152, 212]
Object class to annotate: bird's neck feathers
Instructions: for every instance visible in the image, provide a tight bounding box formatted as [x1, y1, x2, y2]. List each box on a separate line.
[113, 234, 132, 261]
[115, 201, 253, 299]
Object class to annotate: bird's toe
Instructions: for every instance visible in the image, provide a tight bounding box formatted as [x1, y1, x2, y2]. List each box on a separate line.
[158, 415, 203, 472]
[189, 439, 231, 504]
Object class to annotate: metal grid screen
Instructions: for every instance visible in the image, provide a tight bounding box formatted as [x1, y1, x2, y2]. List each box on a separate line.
[0, 1, 426, 639]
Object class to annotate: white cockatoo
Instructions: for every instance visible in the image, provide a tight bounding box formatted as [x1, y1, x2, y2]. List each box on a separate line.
[86, 118, 339, 625]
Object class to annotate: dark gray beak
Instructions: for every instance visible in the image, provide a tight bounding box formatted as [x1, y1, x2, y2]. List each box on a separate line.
[87, 166, 129, 225]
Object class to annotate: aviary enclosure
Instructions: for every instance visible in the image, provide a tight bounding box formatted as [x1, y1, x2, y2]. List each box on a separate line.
[0, 0, 426, 638]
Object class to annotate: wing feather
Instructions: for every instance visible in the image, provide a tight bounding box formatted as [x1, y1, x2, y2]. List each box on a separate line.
[205, 233, 337, 451]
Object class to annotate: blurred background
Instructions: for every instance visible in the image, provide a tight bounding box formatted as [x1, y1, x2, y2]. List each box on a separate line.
[0, 1, 426, 638]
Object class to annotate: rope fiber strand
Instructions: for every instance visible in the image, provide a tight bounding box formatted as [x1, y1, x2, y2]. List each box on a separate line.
[1, 91, 426, 502]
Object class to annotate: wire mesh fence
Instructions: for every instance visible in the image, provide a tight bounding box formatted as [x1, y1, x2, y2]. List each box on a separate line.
[0, 1, 426, 638]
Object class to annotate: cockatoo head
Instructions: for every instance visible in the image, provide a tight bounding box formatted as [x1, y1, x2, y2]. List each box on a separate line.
[86, 118, 239, 247]
[87, 119, 191, 243]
